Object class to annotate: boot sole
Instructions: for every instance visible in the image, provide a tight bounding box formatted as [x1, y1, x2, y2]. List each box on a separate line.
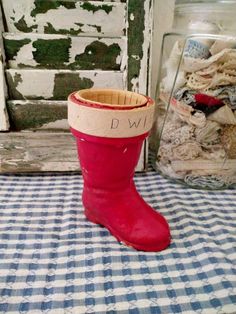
[84, 208, 171, 252]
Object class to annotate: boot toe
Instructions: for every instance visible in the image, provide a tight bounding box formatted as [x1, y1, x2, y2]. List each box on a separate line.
[126, 220, 171, 252]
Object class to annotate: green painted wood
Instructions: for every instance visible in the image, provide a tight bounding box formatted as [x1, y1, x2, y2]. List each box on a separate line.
[0, 51, 9, 130]
[127, 0, 152, 94]
[6, 69, 124, 100]
[0, 7, 9, 130]
[3, 33, 125, 70]
[1, 0, 126, 37]
[7, 100, 68, 131]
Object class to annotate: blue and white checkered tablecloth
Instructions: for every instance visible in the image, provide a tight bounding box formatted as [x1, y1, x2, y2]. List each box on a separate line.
[0, 170, 235, 314]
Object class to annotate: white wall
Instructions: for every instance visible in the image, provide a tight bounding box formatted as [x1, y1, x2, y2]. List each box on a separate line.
[150, 0, 175, 98]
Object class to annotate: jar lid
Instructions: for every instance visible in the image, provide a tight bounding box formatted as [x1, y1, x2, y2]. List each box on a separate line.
[175, 0, 236, 15]
[173, 0, 236, 32]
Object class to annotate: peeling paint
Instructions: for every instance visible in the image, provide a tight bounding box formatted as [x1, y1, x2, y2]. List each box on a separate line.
[32, 38, 71, 66]
[73, 41, 121, 70]
[4, 38, 31, 60]
[127, 0, 145, 91]
[4, 34, 125, 71]
[6, 70, 55, 100]
[39, 118, 68, 130]
[31, 1, 76, 17]
[0, 51, 9, 130]
[130, 76, 139, 93]
[88, 24, 102, 33]
[80, 3, 113, 14]
[52, 73, 94, 100]
[44, 22, 84, 35]
[6, 69, 124, 100]
[14, 73, 23, 86]
[2, 1, 126, 37]
[7, 101, 67, 130]
[7, 72, 24, 99]
[14, 16, 37, 33]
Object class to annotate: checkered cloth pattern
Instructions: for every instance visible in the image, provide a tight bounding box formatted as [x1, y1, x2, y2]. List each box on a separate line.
[0, 170, 235, 314]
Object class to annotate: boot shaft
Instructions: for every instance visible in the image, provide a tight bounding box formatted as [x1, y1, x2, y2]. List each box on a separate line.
[68, 88, 155, 189]
[72, 128, 146, 190]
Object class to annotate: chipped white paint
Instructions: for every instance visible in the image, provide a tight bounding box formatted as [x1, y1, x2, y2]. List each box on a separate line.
[7, 69, 55, 99]
[71, 36, 125, 69]
[120, 35, 127, 72]
[65, 70, 124, 88]
[138, 0, 152, 95]
[130, 76, 139, 93]
[0, 50, 9, 130]
[17, 42, 38, 68]
[130, 13, 135, 21]
[0, 6, 6, 64]
[1, 0, 126, 37]
[8, 99, 67, 106]
[39, 119, 68, 130]
[3, 33, 126, 70]
[7, 100, 68, 131]
[6, 69, 124, 99]
[0, 9, 9, 130]
[131, 54, 140, 61]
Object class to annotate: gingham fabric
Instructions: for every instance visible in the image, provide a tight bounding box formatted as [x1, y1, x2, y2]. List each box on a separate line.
[0, 170, 235, 314]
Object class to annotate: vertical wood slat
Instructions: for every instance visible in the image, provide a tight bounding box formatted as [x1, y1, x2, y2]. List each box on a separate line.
[0, 5, 9, 130]
[127, 0, 152, 94]
[0, 52, 9, 130]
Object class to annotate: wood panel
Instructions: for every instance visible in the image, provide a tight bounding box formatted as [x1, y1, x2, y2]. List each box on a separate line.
[3, 33, 126, 70]
[1, 0, 126, 37]
[0, 7, 9, 130]
[0, 131, 146, 172]
[6, 69, 124, 100]
[0, 132, 80, 172]
[127, 0, 152, 94]
[7, 100, 68, 131]
[0, 51, 9, 130]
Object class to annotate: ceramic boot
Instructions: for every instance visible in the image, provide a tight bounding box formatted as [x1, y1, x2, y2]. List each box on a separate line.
[68, 89, 171, 252]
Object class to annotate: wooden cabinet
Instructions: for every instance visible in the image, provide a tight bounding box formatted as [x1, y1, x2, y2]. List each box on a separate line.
[0, 0, 153, 172]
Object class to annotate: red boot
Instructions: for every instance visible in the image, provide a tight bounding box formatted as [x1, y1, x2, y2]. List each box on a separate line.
[68, 89, 171, 252]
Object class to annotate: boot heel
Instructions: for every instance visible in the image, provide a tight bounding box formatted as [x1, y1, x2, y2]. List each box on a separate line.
[84, 208, 100, 225]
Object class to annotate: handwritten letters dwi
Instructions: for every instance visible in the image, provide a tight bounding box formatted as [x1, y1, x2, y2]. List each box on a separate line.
[68, 99, 154, 137]
[111, 116, 147, 130]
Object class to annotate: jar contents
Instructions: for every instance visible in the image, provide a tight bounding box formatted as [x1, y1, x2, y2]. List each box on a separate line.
[156, 36, 236, 189]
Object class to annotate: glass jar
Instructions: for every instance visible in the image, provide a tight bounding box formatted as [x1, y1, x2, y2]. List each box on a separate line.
[153, 0, 236, 189]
